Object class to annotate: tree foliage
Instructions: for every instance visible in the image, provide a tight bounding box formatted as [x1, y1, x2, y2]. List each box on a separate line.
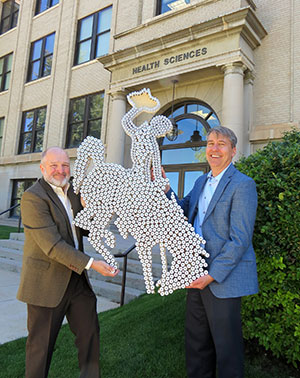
[235, 129, 300, 367]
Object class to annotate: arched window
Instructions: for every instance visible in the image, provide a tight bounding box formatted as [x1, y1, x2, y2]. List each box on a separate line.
[159, 100, 220, 198]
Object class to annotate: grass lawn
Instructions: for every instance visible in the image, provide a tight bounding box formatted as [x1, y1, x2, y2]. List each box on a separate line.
[0, 225, 23, 239]
[0, 290, 298, 378]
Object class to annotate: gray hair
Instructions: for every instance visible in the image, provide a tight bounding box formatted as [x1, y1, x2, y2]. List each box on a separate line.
[41, 147, 69, 165]
[207, 126, 237, 148]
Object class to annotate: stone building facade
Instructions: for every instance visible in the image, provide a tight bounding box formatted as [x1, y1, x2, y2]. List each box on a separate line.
[0, 0, 299, 216]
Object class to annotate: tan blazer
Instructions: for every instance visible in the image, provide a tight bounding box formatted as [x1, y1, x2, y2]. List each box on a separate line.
[17, 178, 91, 307]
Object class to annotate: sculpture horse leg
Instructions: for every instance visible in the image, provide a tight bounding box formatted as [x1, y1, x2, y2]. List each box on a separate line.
[135, 242, 156, 294]
[87, 205, 118, 270]
[155, 242, 169, 289]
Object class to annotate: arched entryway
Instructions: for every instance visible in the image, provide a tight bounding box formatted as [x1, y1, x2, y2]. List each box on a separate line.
[159, 100, 220, 198]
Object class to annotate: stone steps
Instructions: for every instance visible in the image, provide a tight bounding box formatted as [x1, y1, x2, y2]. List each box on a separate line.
[0, 246, 23, 260]
[89, 279, 144, 305]
[0, 232, 170, 305]
[0, 256, 22, 273]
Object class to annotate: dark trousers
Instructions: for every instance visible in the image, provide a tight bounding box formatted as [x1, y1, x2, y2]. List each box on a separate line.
[25, 272, 100, 378]
[185, 287, 244, 378]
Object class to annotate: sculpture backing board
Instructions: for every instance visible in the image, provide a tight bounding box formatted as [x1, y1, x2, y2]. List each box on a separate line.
[73, 88, 208, 296]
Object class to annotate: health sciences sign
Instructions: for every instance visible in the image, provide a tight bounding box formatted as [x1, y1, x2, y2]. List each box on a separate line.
[132, 47, 208, 75]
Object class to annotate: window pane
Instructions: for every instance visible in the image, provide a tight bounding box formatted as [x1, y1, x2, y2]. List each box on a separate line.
[1, 18, 10, 34]
[34, 130, 44, 152]
[16, 181, 26, 198]
[29, 61, 40, 81]
[88, 119, 101, 138]
[96, 32, 110, 57]
[32, 40, 43, 60]
[68, 123, 84, 148]
[0, 59, 3, 74]
[70, 98, 85, 122]
[36, 108, 46, 130]
[13, 1, 20, 13]
[43, 55, 52, 76]
[163, 118, 205, 145]
[89, 93, 103, 118]
[184, 171, 204, 196]
[77, 40, 91, 64]
[207, 117, 220, 128]
[38, 0, 48, 13]
[170, 105, 184, 118]
[3, 2, 12, 17]
[11, 180, 35, 217]
[20, 133, 32, 153]
[160, 0, 190, 14]
[97, 6, 112, 33]
[45, 33, 55, 54]
[3, 72, 11, 90]
[40, 0, 47, 12]
[12, 9, 18, 28]
[165, 171, 179, 194]
[187, 103, 212, 120]
[0, 118, 3, 137]
[36, 0, 58, 14]
[79, 15, 93, 41]
[19, 108, 46, 154]
[162, 147, 206, 165]
[0, 118, 3, 153]
[24, 112, 34, 132]
[6, 53, 13, 70]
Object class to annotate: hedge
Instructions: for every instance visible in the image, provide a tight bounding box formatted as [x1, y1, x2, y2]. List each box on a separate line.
[235, 129, 300, 367]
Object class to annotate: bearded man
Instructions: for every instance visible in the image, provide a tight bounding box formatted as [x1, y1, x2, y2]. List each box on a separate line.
[17, 147, 118, 378]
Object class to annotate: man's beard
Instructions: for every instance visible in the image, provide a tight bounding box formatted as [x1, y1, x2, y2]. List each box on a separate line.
[44, 173, 70, 188]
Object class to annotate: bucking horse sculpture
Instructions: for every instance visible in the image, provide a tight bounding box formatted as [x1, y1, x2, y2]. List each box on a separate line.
[73, 88, 209, 296]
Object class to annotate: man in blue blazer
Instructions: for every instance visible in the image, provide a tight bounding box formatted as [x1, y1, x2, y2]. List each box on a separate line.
[165, 126, 258, 378]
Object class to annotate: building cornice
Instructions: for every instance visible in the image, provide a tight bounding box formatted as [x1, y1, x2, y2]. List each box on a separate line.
[99, 7, 267, 71]
[113, 1, 257, 40]
[0, 153, 42, 166]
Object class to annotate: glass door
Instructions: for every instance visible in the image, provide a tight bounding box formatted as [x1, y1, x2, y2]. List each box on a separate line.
[164, 164, 208, 198]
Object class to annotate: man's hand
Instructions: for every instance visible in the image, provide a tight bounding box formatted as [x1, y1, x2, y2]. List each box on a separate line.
[186, 274, 214, 290]
[91, 260, 119, 277]
[80, 196, 86, 207]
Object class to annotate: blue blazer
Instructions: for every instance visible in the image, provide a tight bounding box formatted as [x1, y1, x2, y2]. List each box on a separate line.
[167, 164, 259, 298]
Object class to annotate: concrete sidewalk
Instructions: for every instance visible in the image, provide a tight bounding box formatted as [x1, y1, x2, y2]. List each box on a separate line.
[0, 269, 119, 345]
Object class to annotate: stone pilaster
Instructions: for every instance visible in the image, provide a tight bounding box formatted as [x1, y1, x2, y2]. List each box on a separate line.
[106, 90, 127, 164]
[221, 63, 246, 158]
[243, 70, 255, 156]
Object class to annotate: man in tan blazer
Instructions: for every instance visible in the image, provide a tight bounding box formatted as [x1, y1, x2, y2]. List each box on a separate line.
[17, 147, 118, 378]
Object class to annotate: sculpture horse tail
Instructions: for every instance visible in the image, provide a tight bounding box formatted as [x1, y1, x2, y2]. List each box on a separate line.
[73, 136, 105, 194]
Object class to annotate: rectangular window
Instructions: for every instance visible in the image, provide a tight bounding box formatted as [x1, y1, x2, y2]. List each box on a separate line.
[35, 0, 59, 16]
[18, 106, 46, 154]
[156, 0, 190, 15]
[0, 0, 19, 35]
[0, 117, 4, 154]
[0, 53, 13, 92]
[10, 179, 36, 217]
[74, 6, 112, 66]
[27, 33, 55, 82]
[66, 92, 104, 148]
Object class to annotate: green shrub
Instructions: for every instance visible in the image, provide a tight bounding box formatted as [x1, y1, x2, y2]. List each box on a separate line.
[235, 129, 300, 367]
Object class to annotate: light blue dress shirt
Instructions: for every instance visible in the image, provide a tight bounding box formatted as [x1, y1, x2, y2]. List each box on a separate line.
[194, 163, 232, 237]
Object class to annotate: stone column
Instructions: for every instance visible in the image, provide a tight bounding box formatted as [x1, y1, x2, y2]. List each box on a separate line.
[221, 63, 246, 158]
[106, 90, 127, 164]
[243, 70, 255, 156]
